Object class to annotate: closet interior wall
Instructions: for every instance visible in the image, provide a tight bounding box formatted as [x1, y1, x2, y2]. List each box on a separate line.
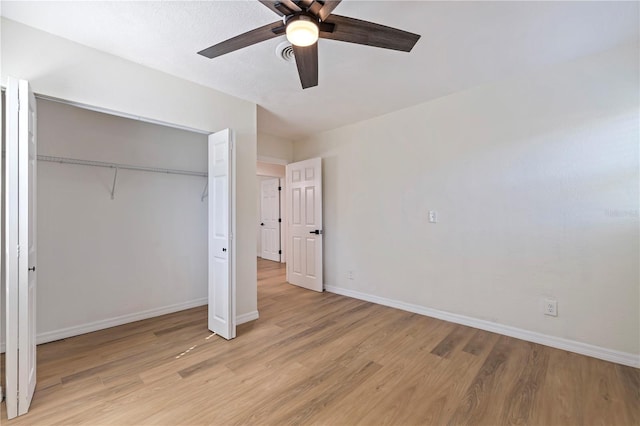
[4, 98, 209, 345]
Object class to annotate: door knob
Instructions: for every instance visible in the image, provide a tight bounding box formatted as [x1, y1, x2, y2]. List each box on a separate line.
[260, 223, 264, 226]
[309, 230, 323, 235]
[28, 266, 36, 272]
[222, 248, 227, 252]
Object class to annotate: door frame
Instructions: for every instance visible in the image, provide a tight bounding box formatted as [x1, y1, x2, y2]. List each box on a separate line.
[257, 159, 288, 264]
[1, 92, 243, 407]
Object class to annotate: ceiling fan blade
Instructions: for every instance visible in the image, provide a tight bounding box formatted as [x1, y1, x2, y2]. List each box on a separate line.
[198, 21, 284, 59]
[280, 0, 302, 13]
[318, 0, 342, 21]
[320, 14, 420, 52]
[298, 0, 322, 16]
[293, 43, 318, 89]
[258, 0, 301, 16]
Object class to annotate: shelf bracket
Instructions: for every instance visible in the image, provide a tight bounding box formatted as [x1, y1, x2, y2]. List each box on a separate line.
[201, 181, 208, 202]
[110, 167, 119, 200]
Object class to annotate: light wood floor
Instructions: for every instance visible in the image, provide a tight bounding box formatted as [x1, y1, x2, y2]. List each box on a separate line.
[2, 258, 638, 425]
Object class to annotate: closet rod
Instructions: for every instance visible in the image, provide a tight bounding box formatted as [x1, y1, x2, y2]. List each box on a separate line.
[37, 155, 207, 177]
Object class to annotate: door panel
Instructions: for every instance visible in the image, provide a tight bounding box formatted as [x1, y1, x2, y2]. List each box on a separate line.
[260, 178, 281, 262]
[286, 158, 323, 292]
[306, 238, 316, 276]
[19, 79, 38, 416]
[5, 77, 20, 421]
[305, 187, 315, 223]
[208, 129, 235, 340]
[292, 188, 301, 224]
[292, 237, 302, 273]
[5, 77, 38, 419]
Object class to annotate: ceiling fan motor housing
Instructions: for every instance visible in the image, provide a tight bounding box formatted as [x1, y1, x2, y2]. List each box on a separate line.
[284, 12, 319, 24]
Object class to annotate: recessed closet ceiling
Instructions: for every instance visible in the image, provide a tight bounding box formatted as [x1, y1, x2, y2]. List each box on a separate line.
[2, 1, 638, 140]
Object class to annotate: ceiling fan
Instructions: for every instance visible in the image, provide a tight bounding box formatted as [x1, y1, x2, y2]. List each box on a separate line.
[197, 0, 421, 89]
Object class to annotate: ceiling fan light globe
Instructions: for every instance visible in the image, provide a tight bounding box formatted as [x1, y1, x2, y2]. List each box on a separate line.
[286, 18, 319, 47]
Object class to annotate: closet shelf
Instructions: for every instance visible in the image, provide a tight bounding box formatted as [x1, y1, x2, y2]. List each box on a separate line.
[37, 155, 207, 177]
[38, 155, 208, 201]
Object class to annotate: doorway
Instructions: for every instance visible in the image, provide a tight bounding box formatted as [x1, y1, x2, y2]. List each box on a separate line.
[257, 161, 286, 265]
[259, 177, 281, 262]
[2, 87, 237, 418]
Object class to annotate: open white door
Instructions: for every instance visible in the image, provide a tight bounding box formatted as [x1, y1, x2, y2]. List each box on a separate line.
[4, 77, 37, 419]
[260, 178, 281, 262]
[208, 129, 236, 340]
[286, 158, 323, 292]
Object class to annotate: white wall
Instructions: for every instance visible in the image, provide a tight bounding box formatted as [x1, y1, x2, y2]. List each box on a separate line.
[1, 18, 258, 340]
[293, 45, 640, 362]
[257, 132, 293, 164]
[257, 161, 286, 177]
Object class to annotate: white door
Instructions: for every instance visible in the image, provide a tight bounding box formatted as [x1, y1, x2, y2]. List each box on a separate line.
[260, 178, 281, 262]
[286, 158, 323, 292]
[208, 129, 235, 340]
[5, 77, 37, 419]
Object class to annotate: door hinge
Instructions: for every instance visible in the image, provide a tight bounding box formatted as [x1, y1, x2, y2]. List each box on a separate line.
[17, 244, 20, 258]
[229, 233, 233, 240]
[278, 186, 281, 191]
[279, 250, 282, 255]
[278, 218, 282, 223]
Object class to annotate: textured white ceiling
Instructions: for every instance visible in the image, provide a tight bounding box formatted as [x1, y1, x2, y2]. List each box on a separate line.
[2, 1, 638, 140]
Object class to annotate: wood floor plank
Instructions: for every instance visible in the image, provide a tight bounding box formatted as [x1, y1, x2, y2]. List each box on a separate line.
[530, 349, 587, 426]
[446, 335, 521, 425]
[2, 257, 637, 425]
[462, 328, 498, 356]
[615, 364, 640, 425]
[431, 324, 473, 358]
[499, 341, 549, 425]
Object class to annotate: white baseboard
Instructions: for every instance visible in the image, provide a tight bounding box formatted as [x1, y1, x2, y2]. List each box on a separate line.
[0, 298, 207, 353]
[0, 302, 259, 354]
[237, 310, 259, 325]
[325, 285, 640, 368]
[37, 298, 209, 345]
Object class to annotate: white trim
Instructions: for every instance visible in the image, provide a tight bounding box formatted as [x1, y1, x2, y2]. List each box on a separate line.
[0, 298, 208, 353]
[236, 310, 260, 325]
[325, 285, 640, 368]
[0, 305, 260, 354]
[231, 131, 238, 338]
[1, 87, 210, 134]
[257, 155, 289, 165]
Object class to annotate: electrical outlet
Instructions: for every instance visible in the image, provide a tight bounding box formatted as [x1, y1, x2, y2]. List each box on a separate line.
[429, 210, 438, 223]
[347, 270, 354, 280]
[544, 298, 558, 317]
